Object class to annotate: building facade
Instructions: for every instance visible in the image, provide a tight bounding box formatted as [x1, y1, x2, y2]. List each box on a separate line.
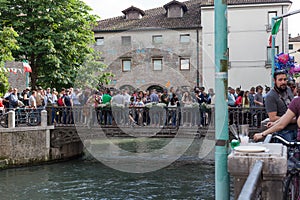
[93, 0, 202, 92]
[202, 0, 291, 89]
[93, 0, 292, 91]
[289, 35, 300, 64]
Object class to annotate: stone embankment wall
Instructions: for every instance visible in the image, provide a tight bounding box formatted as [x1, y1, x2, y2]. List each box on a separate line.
[0, 126, 83, 168]
[0, 127, 51, 166]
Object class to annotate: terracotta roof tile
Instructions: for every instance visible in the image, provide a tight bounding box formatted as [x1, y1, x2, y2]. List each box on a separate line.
[93, 0, 291, 32]
[289, 36, 300, 42]
[93, 0, 202, 32]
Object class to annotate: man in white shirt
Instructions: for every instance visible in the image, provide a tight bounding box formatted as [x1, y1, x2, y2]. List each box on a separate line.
[29, 90, 37, 109]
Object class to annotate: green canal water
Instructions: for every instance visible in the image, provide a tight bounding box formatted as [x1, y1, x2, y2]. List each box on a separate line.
[0, 159, 215, 199]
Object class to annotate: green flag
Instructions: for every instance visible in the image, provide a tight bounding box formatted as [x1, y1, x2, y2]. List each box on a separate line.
[271, 18, 282, 35]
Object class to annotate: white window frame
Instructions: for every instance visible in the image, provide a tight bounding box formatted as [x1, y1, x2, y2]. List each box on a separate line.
[267, 46, 278, 65]
[180, 34, 190, 43]
[180, 57, 190, 70]
[122, 59, 131, 72]
[152, 35, 163, 44]
[268, 11, 277, 26]
[95, 37, 104, 46]
[152, 58, 163, 71]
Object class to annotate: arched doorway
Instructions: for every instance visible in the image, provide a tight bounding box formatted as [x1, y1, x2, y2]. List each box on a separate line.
[147, 85, 164, 93]
[119, 84, 136, 93]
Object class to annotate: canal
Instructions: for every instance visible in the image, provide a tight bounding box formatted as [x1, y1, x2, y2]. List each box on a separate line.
[0, 159, 215, 199]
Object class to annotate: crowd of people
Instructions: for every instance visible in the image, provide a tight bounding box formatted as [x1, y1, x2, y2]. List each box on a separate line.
[0, 85, 216, 127]
[1, 70, 298, 131]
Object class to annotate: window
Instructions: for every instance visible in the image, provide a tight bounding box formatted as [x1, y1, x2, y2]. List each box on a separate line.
[180, 34, 190, 43]
[267, 46, 279, 65]
[122, 36, 131, 45]
[152, 58, 162, 71]
[268, 11, 277, 26]
[95, 37, 104, 46]
[122, 59, 131, 71]
[180, 58, 190, 70]
[289, 44, 294, 50]
[152, 35, 163, 44]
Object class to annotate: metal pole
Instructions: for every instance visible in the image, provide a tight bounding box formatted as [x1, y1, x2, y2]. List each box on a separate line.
[26, 72, 29, 88]
[271, 9, 300, 86]
[197, 29, 200, 87]
[271, 17, 275, 87]
[214, 0, 229, 199]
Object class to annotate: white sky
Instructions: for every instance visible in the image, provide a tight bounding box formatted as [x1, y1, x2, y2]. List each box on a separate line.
[83, 0, 300, 37]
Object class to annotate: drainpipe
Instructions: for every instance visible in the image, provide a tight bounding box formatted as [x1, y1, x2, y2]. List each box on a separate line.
[196, 29, 200, 87]
[214, 0, 230, 199]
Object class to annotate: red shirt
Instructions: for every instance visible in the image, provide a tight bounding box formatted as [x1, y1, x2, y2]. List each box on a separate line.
[235, 96, 242, 106]
[0, 99, 4, 108]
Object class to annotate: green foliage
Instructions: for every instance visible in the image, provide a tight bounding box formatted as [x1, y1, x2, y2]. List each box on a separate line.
[0, 0, 100, 89]
[74, 52, 114, 90]
[0, 27, 19, 96]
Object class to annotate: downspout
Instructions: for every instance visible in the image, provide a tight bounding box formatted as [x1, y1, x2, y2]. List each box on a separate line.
[197, 29, 200, 87]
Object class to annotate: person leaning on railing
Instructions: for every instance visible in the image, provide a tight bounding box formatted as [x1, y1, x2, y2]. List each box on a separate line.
[253, 95, 300, 142]
[28, 90, 37, 109]
[262, 70, 297, 141]
[0, 96, 4, 114]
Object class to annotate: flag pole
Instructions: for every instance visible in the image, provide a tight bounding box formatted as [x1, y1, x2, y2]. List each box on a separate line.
[271, 9, 300, 86]
[271, 17, 275, 87]
[26, 72, 29, 88]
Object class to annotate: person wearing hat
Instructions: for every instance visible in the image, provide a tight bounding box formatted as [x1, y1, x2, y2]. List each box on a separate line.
[36, 86, 44, 108]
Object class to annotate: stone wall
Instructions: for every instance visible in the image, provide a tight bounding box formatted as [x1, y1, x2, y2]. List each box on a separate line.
[0, 126, 83, 167]
[94, 28, 201, 91]
[0, 127, 50, 165]
[5, 61, 27, 91]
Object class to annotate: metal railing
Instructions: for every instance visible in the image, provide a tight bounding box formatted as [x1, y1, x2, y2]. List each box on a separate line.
[45, 105, 267, 129]
[0, 107, 43, 128]
[0, 105, 268, 130]
[238, 160, 263, 200]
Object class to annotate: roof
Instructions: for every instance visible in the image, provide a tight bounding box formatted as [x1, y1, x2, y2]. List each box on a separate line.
[93, 0, 291, 32]
[289, 36, 300, 42]
[201, 0, 291, 6]
[94, 0, 202, 32]
[163, 0, 188, 12]
[122, 6, 145, 16]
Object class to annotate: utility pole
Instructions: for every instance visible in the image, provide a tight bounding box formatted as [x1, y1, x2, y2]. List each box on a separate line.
[214, 0, 230, 199]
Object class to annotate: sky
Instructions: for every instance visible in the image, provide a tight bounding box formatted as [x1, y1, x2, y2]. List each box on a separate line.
[83, 0, 300, 37]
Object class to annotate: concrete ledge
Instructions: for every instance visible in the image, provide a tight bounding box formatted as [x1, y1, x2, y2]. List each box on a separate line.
[0, 159, 8, 168]
[228, 143, 287, 200]
[0, 125, 54, 133]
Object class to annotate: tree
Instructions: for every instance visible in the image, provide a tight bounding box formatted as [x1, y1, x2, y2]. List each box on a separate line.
[0, 27, 19, 96]
[74, 51, 114, 90]
[0, 0, 100, 89]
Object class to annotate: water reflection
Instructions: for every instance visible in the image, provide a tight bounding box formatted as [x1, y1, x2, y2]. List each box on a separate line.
[0, 160, 214, 199]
